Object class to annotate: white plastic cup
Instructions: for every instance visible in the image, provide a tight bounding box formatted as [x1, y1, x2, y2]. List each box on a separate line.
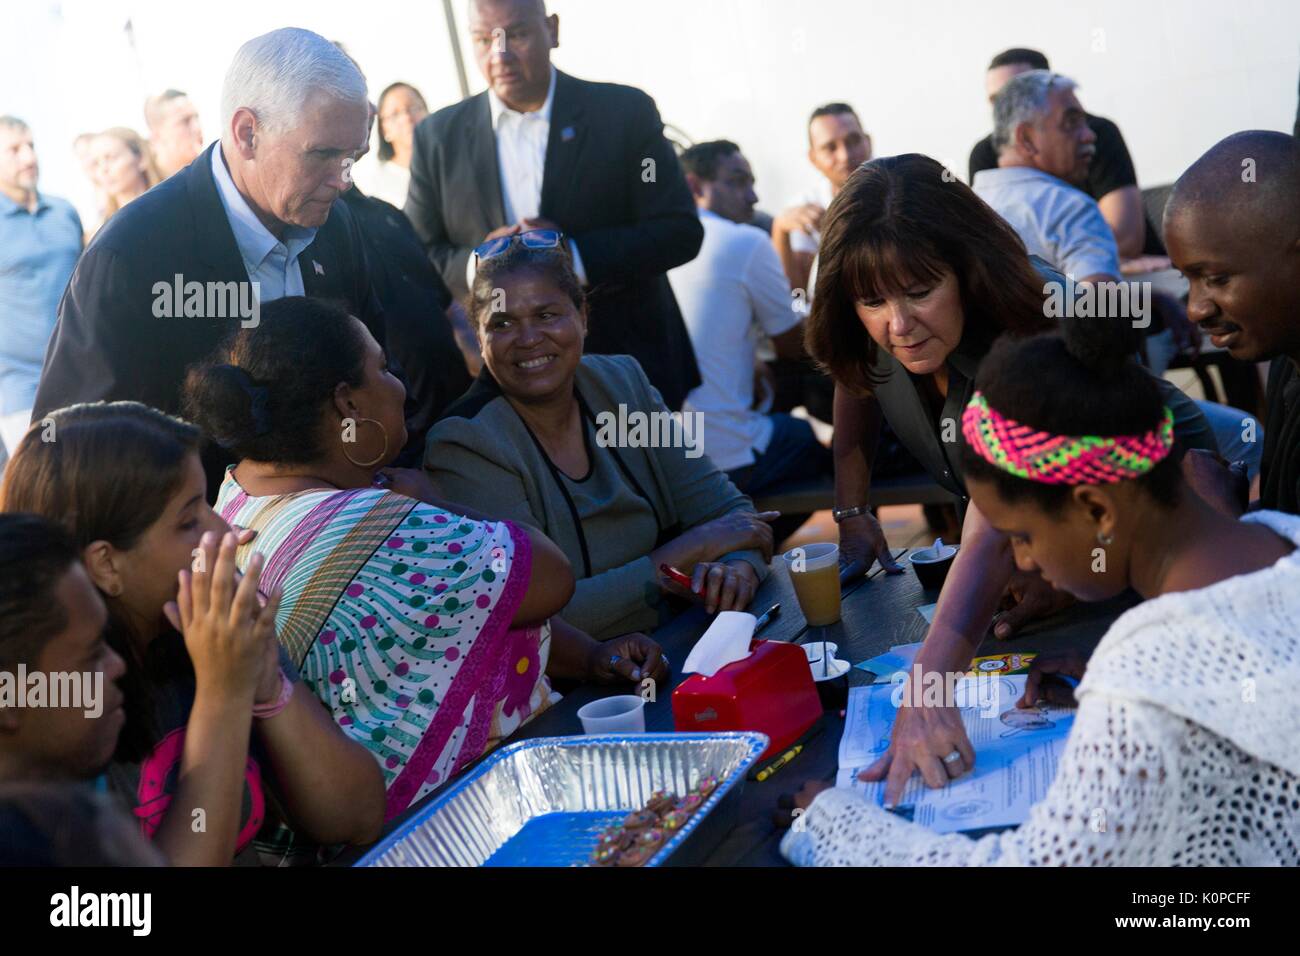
[577, 695, 647, 735]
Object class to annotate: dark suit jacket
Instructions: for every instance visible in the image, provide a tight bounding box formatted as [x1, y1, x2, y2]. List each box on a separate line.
[33, 142, 387, 493]
[405, 69, 703, 410]
[341, 185, 471, 460]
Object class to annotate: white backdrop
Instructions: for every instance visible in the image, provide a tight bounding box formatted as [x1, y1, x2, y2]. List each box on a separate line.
[5, 0, 1298, 211]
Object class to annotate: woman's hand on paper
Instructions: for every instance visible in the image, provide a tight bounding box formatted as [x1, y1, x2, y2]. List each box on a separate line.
[858, 687, 975, 806]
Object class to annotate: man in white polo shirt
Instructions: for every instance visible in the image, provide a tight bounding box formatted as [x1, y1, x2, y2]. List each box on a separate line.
[669, 141, 831, 536]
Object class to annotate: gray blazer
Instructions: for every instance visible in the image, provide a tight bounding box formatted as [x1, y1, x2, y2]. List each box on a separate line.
[426, 354, 768, 639]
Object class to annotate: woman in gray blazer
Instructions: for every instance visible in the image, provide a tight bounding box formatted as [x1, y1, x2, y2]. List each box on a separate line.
[425, 234, 775, 641]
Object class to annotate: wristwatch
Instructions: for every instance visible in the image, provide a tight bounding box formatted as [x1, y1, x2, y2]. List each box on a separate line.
[832, 505, 870, 524]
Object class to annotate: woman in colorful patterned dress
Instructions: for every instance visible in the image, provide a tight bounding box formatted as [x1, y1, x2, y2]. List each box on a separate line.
[184, 297, 669, 817]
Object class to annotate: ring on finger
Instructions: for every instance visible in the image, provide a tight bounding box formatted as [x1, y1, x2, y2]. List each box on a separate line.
[942, 749, 962, 765]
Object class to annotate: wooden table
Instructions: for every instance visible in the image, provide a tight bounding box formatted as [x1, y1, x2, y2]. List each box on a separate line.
[353, 549, 1138, 866]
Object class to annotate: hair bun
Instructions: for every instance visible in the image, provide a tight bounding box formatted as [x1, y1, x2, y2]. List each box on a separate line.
[217, 365, 272, 438]
[183, 363, 270, 449]
[1059, 300, 1145, 380]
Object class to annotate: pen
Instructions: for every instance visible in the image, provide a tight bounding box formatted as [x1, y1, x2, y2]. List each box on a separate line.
[753, 603, 780, 634]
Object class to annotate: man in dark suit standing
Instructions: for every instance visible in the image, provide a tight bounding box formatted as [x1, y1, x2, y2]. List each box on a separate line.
[33, 28, 422, 489]
[405, 0, 703, 411]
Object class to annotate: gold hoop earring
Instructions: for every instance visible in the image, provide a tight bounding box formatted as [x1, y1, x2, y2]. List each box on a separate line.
[342, 417, 389, 469]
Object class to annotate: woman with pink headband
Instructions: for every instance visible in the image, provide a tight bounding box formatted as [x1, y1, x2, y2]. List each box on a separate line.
[781, 322, 1300, 865]
[803, 153, 1215, 804]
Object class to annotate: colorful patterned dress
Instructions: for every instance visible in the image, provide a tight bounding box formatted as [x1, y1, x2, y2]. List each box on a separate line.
[216, 470, 558, 818]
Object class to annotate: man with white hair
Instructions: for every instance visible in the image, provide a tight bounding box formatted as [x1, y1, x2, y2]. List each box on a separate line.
[971, 70, 1113, 285]
[35, 28, 406, 492]
[968, 48, 1160, 261]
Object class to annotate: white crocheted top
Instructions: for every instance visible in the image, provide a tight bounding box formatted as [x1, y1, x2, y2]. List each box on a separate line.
[782, 509, 1300, 866]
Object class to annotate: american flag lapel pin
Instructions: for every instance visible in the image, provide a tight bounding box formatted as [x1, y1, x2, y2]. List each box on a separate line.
[561, 125, 576, 143]
[313, 260, 325, 276]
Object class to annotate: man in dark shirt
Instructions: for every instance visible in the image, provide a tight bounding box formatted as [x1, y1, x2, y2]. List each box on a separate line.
[969, 48, 1164, 259]
[341, 184, 472, 458]
[1165, 130, 1300, 515]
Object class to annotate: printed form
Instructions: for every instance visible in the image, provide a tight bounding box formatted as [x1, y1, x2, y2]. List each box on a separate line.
[836, 675, 1074, 832]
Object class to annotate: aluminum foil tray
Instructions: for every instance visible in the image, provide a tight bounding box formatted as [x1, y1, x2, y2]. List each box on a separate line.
[357, 732, 768, 867]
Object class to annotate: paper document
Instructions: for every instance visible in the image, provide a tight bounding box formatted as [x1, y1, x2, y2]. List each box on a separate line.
[836, 676, 1073, 832]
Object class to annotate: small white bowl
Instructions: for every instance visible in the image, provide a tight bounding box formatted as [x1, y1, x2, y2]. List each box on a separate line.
[803, 641, 850, 682]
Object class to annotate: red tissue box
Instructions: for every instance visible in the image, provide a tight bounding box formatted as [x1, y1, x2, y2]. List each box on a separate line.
[671, 640, 822, 761]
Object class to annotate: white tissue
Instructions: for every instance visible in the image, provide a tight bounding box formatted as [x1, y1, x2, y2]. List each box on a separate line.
[682, 610, 756, 678]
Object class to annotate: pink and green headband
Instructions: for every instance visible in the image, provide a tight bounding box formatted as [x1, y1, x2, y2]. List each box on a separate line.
[962, 391, 1174, 485]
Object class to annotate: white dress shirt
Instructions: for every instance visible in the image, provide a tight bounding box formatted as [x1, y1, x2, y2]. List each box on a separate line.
[468, 67, 587, 287]
[211, 145, 318, 301]
[669, 209, 800, 471]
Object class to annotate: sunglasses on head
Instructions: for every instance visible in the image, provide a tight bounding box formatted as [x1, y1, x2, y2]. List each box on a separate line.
[473, 228, 565, 263]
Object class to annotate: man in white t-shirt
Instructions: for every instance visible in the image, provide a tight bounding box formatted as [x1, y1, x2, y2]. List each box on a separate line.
[772, 103, 872, 296]
[669, 141, 831, 522]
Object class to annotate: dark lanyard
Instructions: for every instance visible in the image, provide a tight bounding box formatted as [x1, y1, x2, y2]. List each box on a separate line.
[515, 389, 665, 579]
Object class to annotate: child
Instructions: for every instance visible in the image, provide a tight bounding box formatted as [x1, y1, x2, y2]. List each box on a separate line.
[2, 403, 385, 865]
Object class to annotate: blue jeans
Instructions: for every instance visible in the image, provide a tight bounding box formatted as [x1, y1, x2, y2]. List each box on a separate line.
[1145, 330, 1263, 480]
[1198, 397, 1264, 481]
[727, 413, 833, 498]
